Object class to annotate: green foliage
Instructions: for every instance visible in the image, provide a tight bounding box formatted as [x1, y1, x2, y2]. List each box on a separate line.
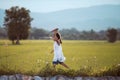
[59, 28, 106, 40]
[0, 64, 22, 75]
[1, 27, 120, 40]
[99, 64, 120, 76]
[4, 6, 33, 44]
[30, 28, 49, 39]
[38, 63, 54, 77]
[0, 62, 120, 76]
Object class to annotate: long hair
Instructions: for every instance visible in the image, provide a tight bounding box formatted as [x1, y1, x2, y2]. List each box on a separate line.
[56, 33, 62, 45]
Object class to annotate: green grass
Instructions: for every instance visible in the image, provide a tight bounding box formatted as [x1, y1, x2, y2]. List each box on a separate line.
[0, 40, 120, 76]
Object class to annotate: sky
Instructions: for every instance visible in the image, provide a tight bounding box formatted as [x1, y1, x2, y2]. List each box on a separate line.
[0, 0, 120, 13]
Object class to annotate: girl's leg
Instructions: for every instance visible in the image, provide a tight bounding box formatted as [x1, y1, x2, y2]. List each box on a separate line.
[60, 62, 69, 69]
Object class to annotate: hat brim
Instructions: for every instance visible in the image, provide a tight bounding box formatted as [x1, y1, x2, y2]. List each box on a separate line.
[51, 28, 59, 32]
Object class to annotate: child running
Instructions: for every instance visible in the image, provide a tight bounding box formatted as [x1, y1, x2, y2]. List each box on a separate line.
[51, 28, 69, 69]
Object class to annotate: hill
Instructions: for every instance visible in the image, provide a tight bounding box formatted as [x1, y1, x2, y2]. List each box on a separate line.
[0, 5, 120, 30]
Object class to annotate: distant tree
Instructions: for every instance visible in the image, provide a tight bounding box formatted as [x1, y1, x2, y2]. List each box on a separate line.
[117, 28, 120, 40]
[30, 28, 49, 39]
[107, 28, 117, 43]
[89, 29, 100, 40]
[98, 30, 106, 40]
[0, 26, 7, 39]
[4, 6, 33, 44]
[60, 28, 80, 40]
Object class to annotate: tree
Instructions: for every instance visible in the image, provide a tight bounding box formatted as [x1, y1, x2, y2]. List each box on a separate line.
[30, 28, 49, 39]
[4, 6, 33, 44]
[107, 28, 117, 43]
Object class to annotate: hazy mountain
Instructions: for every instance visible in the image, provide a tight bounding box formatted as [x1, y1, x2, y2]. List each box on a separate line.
[0, 9, 4, 27]
[0, 5, 120, 31]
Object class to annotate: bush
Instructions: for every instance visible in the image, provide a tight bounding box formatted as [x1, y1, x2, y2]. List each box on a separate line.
[0, 63, 120, 76]
[99, 64, 120, 76]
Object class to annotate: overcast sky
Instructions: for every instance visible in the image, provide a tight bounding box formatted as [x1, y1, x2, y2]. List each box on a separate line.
[0, 0, 120, 13]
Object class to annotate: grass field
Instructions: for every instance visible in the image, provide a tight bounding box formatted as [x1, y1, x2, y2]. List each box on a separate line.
[0, 40, 120, 75]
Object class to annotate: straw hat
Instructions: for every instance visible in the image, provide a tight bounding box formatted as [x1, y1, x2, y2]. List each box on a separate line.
[51, 28, 59, 32]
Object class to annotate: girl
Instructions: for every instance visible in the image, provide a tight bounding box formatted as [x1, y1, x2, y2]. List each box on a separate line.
[51, 28, 69, 69]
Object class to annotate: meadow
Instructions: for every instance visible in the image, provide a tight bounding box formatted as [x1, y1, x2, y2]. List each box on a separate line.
[0, 40, 120, 76]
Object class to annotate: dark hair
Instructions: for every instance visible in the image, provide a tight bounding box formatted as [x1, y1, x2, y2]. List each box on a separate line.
[56, 33, 62, 45]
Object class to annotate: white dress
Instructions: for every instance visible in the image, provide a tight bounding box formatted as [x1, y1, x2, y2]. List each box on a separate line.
[53, 41, 66, 62]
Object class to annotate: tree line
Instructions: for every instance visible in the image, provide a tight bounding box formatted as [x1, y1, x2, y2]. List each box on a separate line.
[0, 26, 120, 40]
